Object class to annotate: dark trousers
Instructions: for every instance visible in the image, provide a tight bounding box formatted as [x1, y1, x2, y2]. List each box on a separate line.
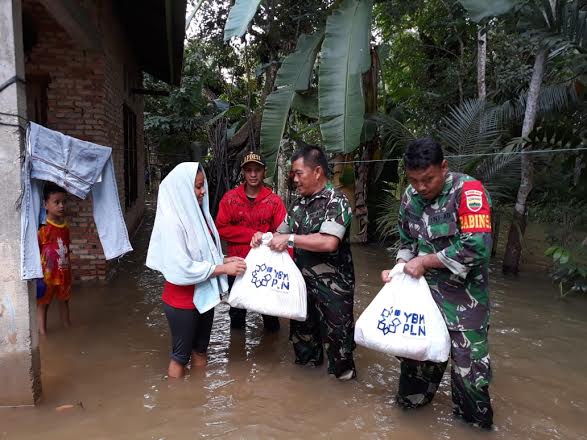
[164, 303, 214, 365]
[289, 288, 356, 378]
[227, 276, 280, 330]
[396, 328, 493, 429]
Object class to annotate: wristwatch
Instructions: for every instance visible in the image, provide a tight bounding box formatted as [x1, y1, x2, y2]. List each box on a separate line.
[287, 234, 295, 248]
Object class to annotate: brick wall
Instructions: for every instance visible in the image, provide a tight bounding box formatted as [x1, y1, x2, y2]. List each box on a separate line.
[23, 0, 145, 282]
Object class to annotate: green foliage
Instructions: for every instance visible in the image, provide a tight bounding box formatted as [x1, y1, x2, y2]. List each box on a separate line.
[374, 0, 478, 127]
[489, 28, 538, 102]
[457, 0, 519, 23]
[544, 244, 587, 297]
[144, 40, 222, 163]
[537, 167, 587, 297]
[258, 0, 375, 166]
[437, 99, 503, 172]
[223, 0, 263, 41]
[291, 91, 319, 119]
[519, 0, 587, 53]
[375, 160, 407, 247]
[369, 112, 417, 182]
[208, 104, 248, 125]
[496, 82, 580, 124]
[339, 165, 356, 186]
[319, 0, 374, 153]
[260, 33, 323, 177]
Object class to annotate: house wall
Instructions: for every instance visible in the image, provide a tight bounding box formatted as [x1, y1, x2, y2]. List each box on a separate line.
[0, 0, 41, 406]
[22, 0, 145, 282]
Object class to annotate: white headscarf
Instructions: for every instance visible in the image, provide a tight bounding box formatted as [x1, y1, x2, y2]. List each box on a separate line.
[146, 162, 227, 312]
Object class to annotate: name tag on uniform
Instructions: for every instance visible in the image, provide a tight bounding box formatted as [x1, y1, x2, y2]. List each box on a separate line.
[429, 212, 453, 224]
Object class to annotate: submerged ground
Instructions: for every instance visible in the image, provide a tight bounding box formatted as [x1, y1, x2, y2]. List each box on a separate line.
[2, 203, 586, 439]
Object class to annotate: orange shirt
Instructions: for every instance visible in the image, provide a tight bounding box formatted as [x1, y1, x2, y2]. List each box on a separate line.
[38, 219, 71, 287]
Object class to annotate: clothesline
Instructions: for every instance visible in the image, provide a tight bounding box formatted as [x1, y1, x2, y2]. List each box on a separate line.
[329, 147, 587, 164]
[2, 111, 584, 164]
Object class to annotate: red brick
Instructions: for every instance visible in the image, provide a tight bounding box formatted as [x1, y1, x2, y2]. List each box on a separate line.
[24, 0, 146, 281]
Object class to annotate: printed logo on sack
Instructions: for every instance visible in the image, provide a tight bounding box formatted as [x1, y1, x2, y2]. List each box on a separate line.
[377, 307, 426, 337]
[251, 264, 290, 292]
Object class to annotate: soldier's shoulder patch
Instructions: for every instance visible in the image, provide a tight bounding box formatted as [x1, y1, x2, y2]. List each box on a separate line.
[458, 180, 491, 233]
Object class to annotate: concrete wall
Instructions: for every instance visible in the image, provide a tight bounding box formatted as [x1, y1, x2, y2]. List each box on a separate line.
[0, 0, 150, 406]
[0, 0, 41, 406]
[22, 0, 145, 282]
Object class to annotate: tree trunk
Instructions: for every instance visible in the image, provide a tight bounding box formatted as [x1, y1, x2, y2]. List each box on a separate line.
[229, 60, 279, 151]
[456, 32, 465, 104]
[353, 48, 379, 243]
[477, 26, 487, 100]
[491, 209, 501, 257]
[354, 140, 377, 242]
[207, 119, 230, 218]
[573, 154, 584, 187]
[333, 153, 346, 188]
[502, 48, 548, 274]
[333, 154, 356, 229]
[276, 138, 292, 206]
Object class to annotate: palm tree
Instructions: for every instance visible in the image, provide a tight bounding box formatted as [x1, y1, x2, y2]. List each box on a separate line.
[459, 0, 587, 273]
[373, 88, 583, 249]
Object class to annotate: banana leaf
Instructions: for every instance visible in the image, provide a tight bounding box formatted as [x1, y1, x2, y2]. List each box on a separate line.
[260, 33, 323, 178]
[292, 91, 319, 119]
[319, 0, 373, 154]
[224, 0, 263, 41]
[457, 0, 520, 23]
[185, 0, 207, 31]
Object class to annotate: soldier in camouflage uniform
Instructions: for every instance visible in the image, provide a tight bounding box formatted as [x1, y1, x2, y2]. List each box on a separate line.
[255, 145, 356, 380]
[381, 138, 493, 429]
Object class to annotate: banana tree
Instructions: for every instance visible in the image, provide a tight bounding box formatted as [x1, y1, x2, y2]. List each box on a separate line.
[259, 33, 323, 177]
[257, 0, 373, 165]
[223, 0, 264, 41]
[223, 0, 375, 231]
[254, 0, 375, 240]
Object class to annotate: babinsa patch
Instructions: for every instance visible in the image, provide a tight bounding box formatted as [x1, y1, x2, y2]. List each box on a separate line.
[458, 180, 492, 233]
[465, 189, 483, 212]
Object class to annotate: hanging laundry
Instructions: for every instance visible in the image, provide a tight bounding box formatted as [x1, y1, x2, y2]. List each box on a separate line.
[21, 122, 133, 280]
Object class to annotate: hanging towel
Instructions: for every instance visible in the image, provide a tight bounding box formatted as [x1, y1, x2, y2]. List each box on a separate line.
[146, 162, 227, 313]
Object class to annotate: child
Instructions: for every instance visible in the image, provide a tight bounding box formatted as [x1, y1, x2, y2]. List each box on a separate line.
[37, 183, 72, 335]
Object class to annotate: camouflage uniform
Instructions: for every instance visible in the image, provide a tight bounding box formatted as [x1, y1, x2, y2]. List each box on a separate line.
[396, 172, 493, 428]
[277, 185, 356, 378]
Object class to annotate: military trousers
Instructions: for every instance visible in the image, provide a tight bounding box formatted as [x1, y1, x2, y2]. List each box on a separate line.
[396, 328, 493, 429]
[289, 286, 356, 378]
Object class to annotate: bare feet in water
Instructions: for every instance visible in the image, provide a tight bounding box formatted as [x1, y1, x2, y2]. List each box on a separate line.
[167, 359, 185, 378]
[191, 351, 208, 367]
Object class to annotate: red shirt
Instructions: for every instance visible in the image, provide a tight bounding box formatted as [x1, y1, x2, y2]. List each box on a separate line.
[38, 219, 71, 287]
[162, 281, 196, 309]
[215, 184, 287, 259]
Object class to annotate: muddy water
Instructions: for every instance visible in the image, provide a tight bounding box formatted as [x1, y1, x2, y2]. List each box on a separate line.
[2, 205, 587, 440]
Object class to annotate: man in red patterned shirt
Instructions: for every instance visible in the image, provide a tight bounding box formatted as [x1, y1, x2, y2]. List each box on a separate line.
[216, 152, 287, 331]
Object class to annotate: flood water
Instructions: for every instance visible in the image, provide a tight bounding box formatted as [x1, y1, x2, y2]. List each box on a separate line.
[2, 202, 587, 439]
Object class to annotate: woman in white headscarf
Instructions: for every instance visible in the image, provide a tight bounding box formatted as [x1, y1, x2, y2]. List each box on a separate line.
[146, 163, 246, 378]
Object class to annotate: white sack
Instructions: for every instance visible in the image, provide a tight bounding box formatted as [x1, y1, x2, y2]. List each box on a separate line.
[228, 233, 307, 321]
[354, 263, 451, 363]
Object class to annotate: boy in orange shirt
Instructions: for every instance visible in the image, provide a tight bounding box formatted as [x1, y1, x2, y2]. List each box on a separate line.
[37, 183, 72, 335]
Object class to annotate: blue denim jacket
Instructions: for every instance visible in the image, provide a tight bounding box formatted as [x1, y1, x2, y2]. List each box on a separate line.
[21, 122, 133, 280]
